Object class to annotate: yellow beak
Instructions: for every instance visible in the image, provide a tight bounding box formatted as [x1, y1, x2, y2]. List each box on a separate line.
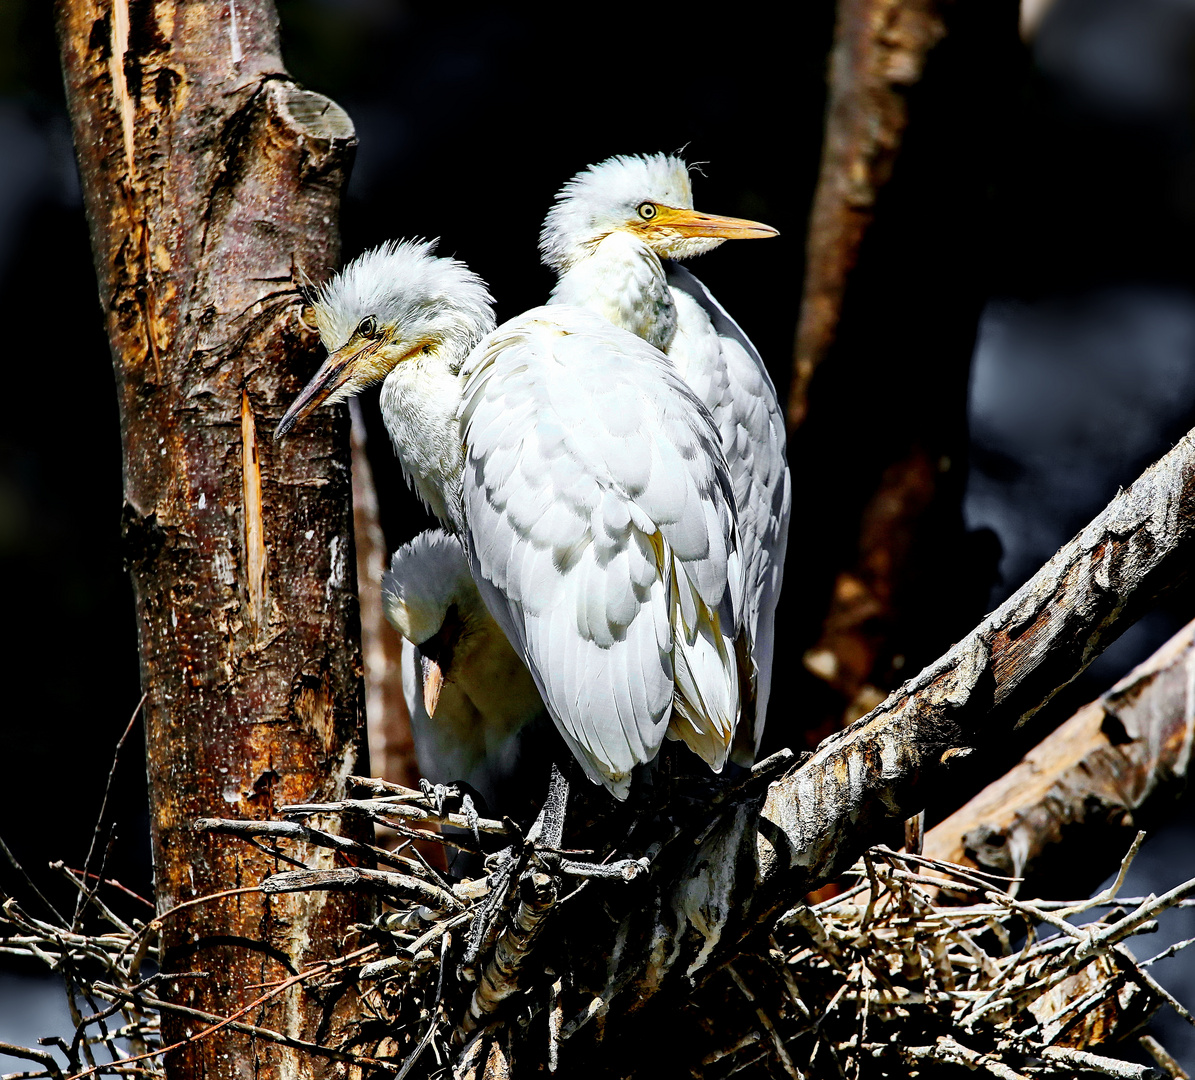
[650, 205, 778, 240]
[421, 655, 444, 717]
[274, 337, 382, 439]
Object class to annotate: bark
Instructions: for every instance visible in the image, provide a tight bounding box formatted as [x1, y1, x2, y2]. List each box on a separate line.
[597, 422, 1195, 1023]
[789, 0, 950, 426]
[55, 3, 368, 1076]
[779, 0, 1020, 746]
[924, 617, 1195, 897]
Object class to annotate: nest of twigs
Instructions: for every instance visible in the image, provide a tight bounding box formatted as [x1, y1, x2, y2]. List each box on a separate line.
[2, 777, 1193, 1079]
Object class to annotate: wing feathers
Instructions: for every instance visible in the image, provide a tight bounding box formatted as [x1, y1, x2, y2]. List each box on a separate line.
[460, 306, 743, 797]
[666, 264, 791, 755]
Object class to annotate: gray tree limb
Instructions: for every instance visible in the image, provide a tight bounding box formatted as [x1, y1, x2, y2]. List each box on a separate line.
[925, 617, 1195, 896]
[607, 424, 1195, 1015]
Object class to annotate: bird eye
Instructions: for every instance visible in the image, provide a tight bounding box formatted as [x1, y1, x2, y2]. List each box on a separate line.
[357, 316, 378, 339]
[637, 202, 657, 221]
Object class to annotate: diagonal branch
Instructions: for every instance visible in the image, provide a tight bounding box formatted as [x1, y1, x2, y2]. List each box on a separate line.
[925, 616, 1195, 897]
[614, 423, 1195, 1008]
[757, 422, 1195, 897]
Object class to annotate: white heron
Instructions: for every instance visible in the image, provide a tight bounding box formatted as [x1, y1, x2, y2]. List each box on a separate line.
[541, 153, 791, 755]
[276, 239, 746, 800]
[382, 528, 548, 812]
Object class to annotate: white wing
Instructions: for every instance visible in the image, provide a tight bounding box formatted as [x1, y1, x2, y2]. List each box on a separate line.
[459, 305, 745, 798]
[388, 530, 551, 813]
[665, 263, 792, 754]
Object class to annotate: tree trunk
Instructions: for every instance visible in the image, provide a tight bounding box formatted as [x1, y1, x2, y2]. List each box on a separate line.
[352, 404, 420, 792]
[781, 0, 1021, 746]
[55, 2, 368, 1075]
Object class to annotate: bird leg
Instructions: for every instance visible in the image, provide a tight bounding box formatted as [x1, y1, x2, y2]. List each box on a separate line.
[527, 762, 570, 852]
[459, 842, 522, 982]
[454, 764, 579, 1041]
[419, 778, 455, 817]
[459, 794, 481, 847]
[460, 762, 569, 977]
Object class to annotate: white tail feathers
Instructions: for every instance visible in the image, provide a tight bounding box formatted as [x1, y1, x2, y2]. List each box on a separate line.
[667, 575, 739, 771]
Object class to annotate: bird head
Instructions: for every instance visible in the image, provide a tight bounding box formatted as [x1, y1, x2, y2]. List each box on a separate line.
[382, 529, 486, 717]
[275, 239, 495, 438]
[539, 153, 777, 272]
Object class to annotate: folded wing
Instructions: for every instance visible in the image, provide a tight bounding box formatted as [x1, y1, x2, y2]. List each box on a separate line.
[666, 264, 791, 755]
[459, 306, 746, 798]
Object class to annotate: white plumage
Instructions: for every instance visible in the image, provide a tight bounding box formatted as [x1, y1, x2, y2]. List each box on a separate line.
[541, 153, 791, 753]
[383, 529, 547, 810]
[277, 240, 746, 799]
[460, 307, 744, 796]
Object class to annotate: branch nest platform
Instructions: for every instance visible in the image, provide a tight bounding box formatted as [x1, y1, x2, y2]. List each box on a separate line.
[3, 776, 1192, 1080]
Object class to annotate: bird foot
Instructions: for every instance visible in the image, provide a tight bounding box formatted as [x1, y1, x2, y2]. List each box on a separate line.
[417, 780, 483, 846]
[456, 798, 654, 1013]
[556, 851, 654, 883]
[460, 793, 481, 847]
[418, 778, 455, 817]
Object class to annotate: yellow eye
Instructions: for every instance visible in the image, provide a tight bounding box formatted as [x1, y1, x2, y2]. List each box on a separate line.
[357, 315, 378, 338]
[637, 202, 657, 221]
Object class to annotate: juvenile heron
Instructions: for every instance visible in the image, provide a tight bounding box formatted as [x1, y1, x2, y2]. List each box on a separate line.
[383, 528, 548, 812]
[542, 153, 790, 755]
[277, 240, 745, 799]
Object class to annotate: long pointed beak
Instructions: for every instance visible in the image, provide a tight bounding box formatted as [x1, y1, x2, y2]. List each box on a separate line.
[274, 339, 378, 439]
[421, 655, 444, 717]
[653, 206, 779, 240]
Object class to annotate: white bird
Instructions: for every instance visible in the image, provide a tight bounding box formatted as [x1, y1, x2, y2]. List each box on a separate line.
[277, 240, 746, 800]
[382, 528, 548, 811]
[541, 153, 791, 755]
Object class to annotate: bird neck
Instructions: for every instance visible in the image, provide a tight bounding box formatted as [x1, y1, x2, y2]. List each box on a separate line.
[548, 231, 677, 353]
[379, 351, 468, 534]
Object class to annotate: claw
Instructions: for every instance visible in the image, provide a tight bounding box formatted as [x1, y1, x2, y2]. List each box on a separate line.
[419, 778, 454, 817]
[460, 793, 482, 847]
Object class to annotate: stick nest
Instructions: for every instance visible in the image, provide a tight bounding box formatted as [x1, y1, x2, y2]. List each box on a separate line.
[2, 781, 1193, 1080]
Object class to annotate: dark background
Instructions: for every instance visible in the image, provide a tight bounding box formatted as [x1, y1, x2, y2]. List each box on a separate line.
[2, 0, 1194, 1067]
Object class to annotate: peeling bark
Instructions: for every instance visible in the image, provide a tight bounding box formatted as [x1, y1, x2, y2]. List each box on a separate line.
[55, 3, 368, 1076]
[761, 421, 1195, 898]
[924, 618, 1195, 897]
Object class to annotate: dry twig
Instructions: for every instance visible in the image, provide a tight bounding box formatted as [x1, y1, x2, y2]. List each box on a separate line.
[5, 813, 1190, 1079]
